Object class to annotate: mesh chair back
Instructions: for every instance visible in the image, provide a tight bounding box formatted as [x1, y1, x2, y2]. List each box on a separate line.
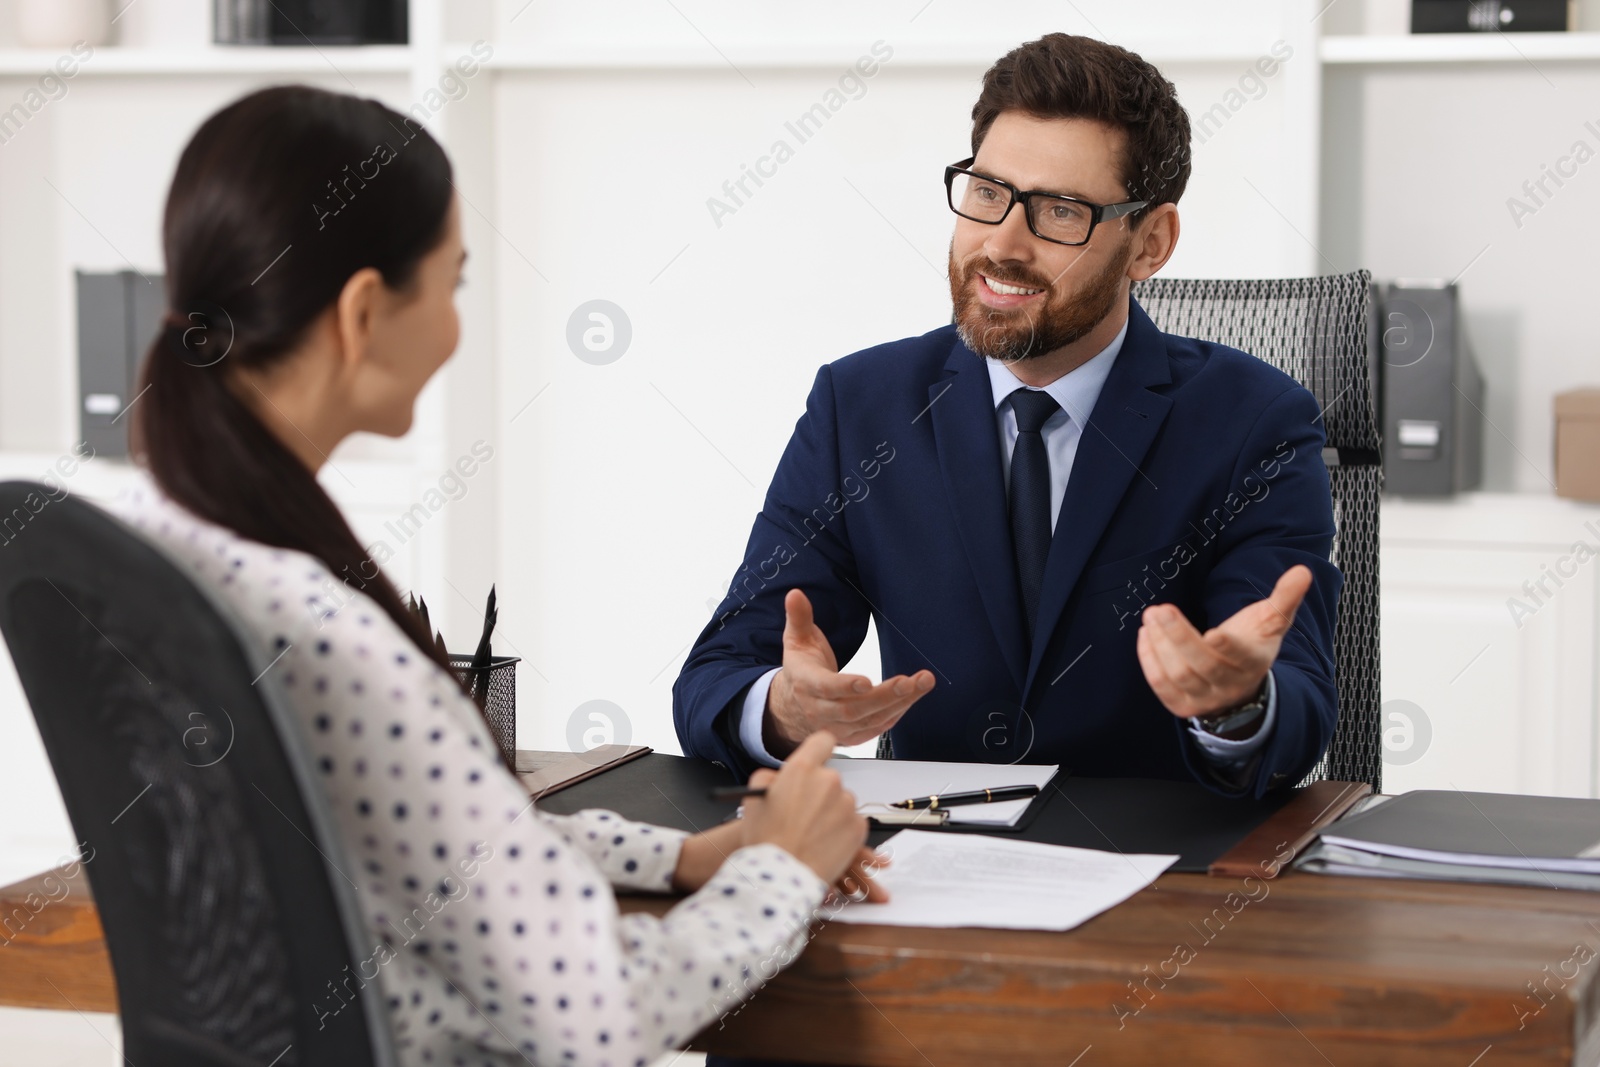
[1132, 271, 1382, 790]
[0, 482, 397, 1067]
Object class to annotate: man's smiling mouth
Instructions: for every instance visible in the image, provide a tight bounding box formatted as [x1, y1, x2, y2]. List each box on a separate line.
[981, 274, 1044, 297]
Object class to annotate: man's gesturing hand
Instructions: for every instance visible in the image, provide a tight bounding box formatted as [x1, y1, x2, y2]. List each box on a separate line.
[1135, 564, 1312, 719]
[764, 589, 935, 758]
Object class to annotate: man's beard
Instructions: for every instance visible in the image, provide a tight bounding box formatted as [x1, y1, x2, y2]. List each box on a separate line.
[949, 239, 1130, 363]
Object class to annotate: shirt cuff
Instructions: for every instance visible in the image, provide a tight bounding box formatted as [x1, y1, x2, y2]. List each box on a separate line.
[1187, 670, 1277, 765]
[738, 667, 786, 769]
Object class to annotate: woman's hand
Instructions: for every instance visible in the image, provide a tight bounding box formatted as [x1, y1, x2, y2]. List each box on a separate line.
[831, 845, 890, 903]
[671, 733, 882, 898]
[739, 731, 868, 888]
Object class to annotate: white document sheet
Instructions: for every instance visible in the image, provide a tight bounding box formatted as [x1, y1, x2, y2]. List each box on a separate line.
[832, 830, 1177, 931]
[826, 758, 1058, 827]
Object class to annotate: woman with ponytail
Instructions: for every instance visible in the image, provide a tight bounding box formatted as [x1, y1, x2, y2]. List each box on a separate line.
[113, 85, 878, 1067]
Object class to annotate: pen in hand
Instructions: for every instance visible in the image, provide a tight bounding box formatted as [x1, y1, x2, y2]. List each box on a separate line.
[710, 785, 770, 802]
[710, 783, 1041, 809]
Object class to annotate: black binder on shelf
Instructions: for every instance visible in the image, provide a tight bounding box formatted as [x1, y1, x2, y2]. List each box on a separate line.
[214, 0, 407, 45]
[1411, 0, 1572, 32]
[533, 753, 1367, 875]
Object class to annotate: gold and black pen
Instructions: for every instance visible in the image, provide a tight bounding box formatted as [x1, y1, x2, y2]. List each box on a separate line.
[891, 785, 1040, 810]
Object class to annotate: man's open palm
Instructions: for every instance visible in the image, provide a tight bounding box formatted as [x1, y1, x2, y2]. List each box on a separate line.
[765, 589, 935, 756]
[1135, 564, 1312, 719]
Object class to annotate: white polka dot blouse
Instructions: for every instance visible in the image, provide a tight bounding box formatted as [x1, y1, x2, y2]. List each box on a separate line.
[108, 475, 829, 1067]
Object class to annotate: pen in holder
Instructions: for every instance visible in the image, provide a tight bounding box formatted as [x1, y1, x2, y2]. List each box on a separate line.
[408, 586, 520, 768]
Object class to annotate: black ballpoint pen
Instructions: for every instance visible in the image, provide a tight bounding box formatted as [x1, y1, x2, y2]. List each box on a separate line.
[709, 785, 768, 801]
[709, 783, 1041, 809]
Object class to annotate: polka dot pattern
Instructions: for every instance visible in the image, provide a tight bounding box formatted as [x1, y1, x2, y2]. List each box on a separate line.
[110, 477, 829, 1067]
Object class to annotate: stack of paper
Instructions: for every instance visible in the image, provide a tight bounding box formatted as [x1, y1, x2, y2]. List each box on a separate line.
[826, 757, 1057, 827]
[1297, 790, 1600, 891]
[833, 830, 1176, 931]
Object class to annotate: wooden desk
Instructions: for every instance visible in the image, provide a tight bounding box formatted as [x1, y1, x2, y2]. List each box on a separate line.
[0, 868, 114, 1014]
[8, 814, 1600, 1064]
[682, 870, 1600, 1067]
[6, 866, 1600, 1064]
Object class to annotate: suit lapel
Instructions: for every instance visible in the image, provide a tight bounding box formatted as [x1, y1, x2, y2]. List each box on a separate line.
[928, 338, 1030, 689]
[1023, 300, 1174, 695]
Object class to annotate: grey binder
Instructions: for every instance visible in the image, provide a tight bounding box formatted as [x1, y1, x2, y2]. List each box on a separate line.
[1299, 789, 1600, 890]
[76, 270, 163, 458]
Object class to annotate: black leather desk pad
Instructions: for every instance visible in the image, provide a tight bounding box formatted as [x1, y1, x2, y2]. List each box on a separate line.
[534, 753, 1294, 873]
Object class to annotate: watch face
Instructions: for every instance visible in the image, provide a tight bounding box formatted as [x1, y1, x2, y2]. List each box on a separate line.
[1205, 702, 1266, 738]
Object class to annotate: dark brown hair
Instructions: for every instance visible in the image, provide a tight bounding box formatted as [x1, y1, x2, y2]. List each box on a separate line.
[971, 33, 1192, 215]
[133, 86, 462, 690]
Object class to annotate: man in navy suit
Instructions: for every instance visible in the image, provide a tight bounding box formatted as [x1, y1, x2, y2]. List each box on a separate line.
[674, 32, 1341, 803]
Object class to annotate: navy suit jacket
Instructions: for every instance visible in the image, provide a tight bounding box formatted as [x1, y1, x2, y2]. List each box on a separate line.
[672, 298, 1342, 797]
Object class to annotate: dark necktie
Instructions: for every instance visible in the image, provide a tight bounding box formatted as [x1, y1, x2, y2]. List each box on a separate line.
[1007, 387, 1061, 635]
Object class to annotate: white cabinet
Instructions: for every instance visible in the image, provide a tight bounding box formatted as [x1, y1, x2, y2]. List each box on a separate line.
[1380, 493, 1600, 797]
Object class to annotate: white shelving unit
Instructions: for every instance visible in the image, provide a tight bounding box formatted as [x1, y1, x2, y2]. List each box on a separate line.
[0, 44, 412, 75]
[464, 39, 1284, 71]
[1322, 30, 1600, 62]
[0, 15, 450, 604]
[1317, 16, 1600, 797]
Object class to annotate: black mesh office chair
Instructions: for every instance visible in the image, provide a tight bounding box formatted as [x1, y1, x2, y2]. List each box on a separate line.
[0, 482, 398, 1067]
[1133, 269, 1383, 791]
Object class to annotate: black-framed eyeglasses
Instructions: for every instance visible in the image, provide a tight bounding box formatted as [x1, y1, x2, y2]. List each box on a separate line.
[944, 157, 1148, 247]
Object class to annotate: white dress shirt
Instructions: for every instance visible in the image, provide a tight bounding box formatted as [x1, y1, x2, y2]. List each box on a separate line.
[739, 319, 1275, 769]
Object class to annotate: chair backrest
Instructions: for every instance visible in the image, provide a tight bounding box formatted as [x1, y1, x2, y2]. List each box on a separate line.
[1132, 270, 1383, 790]
[0, 482, 398, 1067]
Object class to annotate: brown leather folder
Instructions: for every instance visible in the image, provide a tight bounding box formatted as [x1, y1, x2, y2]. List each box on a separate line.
[515, 744, 653, 800]
[1208, 778, 1372, 879]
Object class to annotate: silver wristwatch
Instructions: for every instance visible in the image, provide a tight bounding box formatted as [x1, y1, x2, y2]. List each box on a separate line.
[1193, 677, 1269, 741]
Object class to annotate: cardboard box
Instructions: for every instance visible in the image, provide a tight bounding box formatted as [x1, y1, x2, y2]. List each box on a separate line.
[1555, 389, 1600, 501]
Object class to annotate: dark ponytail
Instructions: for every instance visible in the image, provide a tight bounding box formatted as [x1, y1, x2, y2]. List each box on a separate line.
[133, 86, 461, 695]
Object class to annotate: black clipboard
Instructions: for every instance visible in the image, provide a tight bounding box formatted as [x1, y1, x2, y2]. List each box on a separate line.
[534, 753, 1302, 873]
